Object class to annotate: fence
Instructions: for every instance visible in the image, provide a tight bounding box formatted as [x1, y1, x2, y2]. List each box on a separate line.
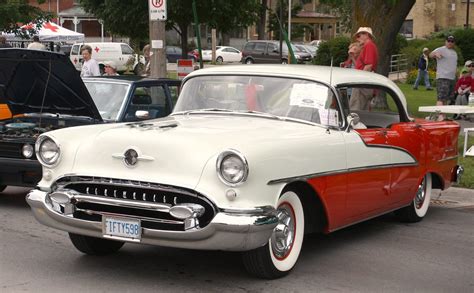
[389, 54, 408, 81]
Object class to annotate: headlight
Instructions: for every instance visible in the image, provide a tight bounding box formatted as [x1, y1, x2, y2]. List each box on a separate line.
[36, 136, 60, 167]
[216, 150, 249, 186]
[22, 144, 34, 158]
[295, 54, 301, 59]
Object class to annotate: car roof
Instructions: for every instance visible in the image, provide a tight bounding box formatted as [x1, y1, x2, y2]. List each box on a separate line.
[186, 65, 408, 112]
[83, 76, 181, 85]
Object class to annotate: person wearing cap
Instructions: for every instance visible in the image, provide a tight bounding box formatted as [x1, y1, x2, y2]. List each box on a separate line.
[429, 36, 458, 106]
[27, 36, 46, 50]
[453, 67, 472, 107]
[413, 48, 433, 90]
[465, 60, 474, 78]
[349, 27, 379, 111]
[103, 61, 119, 76]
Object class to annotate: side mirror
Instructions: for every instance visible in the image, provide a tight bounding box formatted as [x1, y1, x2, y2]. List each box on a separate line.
[135, 110, 150, 120]
[346, 113, 361, 132]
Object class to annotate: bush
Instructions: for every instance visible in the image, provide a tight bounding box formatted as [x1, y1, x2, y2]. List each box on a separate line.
[313, 36, 350, 66]
[405, 68, 436, 86]
[453, 29, 474, 62]
[393, 34, 408, 55]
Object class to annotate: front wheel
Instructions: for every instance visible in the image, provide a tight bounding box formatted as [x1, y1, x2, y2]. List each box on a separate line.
[242, 191, 304, 279]
[69, 233, 124, 255]
[216, 56, 223, 64]
[395, 173, 432, 223]
[245, 58, 254, 64]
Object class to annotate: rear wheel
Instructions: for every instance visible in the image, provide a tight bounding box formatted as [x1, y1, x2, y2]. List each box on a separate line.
[216, 56, 223, 64]
[69, 233, 124, 255]
[242, 191, 304, 279]
[395, 173, 432, 223]
[281, 59, 288, 64]
[0, 185, 6, 193]
[245, 58, 254, 64]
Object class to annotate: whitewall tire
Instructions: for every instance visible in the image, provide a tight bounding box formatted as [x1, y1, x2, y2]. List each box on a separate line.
[242, 191, 304, 279]
[395, 173, 432, 223]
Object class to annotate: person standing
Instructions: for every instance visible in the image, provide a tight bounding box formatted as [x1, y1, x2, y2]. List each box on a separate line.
[103, 61, 119, 76]
[413, 48, 433, 90]
[341, 42, 362, 69]
[349, 27, 379, 110]
[0, 36, 11, 48]
[27, 36, 46, 50]
[429, 35, 458, 106]
[143, 44, 151, 76]
[80, 45, 100, 77]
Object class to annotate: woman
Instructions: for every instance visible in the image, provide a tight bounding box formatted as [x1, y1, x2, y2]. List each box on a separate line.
[80, 45, 100, 77]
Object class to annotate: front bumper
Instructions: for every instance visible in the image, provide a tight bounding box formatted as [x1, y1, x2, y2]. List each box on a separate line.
[27, 189, 278, 251]
[0, 157, 42, 187]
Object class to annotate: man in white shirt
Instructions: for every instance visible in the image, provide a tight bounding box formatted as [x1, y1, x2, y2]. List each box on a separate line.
[80, 45, 100, 77]
[429, 35, 458, 106]
[27, 36, 46, 50]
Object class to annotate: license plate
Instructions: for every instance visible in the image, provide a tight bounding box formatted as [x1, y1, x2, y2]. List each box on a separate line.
[103, 216, 141, 240]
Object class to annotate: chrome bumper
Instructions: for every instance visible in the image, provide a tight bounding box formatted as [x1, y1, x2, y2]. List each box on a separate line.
[26, 189, 278, 251]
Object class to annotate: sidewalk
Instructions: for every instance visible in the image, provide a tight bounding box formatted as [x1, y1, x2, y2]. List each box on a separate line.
[432, 187, 474, 208]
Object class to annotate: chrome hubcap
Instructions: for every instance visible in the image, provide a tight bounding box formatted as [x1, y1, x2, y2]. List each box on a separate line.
[271, 204, 295, 259]
[415, 177, 426, 209]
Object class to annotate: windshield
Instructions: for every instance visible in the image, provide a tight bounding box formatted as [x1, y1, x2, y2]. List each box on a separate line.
[174, 75, 341, 127]
[84, 81, 130, 121]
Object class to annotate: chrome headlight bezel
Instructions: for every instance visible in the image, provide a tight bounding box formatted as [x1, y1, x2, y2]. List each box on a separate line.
[22, 143, 34, 159]
[35, 136, 61, 167]
[216, 149, 249, 187]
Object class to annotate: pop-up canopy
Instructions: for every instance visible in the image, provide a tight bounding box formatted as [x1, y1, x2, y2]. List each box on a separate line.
[3, 22, 84, 42]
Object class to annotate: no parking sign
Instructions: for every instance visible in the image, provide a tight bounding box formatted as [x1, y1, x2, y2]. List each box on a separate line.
[149, 0, 167, 21]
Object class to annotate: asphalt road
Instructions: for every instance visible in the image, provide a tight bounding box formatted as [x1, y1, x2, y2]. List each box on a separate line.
[1, 186, 473, 292]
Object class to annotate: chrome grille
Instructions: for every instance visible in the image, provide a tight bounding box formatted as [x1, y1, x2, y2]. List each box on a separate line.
[54, 176, 217, 231]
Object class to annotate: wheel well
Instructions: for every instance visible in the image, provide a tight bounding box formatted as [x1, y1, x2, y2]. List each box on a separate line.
[282, 181, 327, 234]
[430, 172, 444, 190]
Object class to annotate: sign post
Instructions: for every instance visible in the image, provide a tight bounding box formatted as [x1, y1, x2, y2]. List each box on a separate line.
[148, 0, 167, 78]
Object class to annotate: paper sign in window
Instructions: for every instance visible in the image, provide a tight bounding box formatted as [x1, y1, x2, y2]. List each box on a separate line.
[289, 84, 329, 109]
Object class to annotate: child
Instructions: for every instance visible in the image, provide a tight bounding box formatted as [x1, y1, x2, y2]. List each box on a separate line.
[453, 68, 472, 120]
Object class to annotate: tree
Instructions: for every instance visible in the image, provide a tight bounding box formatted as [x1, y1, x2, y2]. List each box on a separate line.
[267, 0, 312, 40]
[79, 0, 260, 57]
[0, 0, 52, 37]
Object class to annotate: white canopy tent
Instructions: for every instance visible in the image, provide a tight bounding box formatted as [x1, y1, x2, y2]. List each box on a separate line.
[3, 22, 84, 42]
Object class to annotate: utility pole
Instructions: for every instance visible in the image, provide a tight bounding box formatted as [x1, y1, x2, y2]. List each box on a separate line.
[288, 0, 292, 41]
[466, 0, 471, 29]
[149, 0, 167, 78]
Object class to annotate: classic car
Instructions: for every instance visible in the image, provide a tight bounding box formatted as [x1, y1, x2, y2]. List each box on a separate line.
[0, 49, 180, 192]
[26, 65, 462, 279]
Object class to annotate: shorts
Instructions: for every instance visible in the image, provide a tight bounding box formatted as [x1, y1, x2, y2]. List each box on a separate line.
[436, 78, 454, 102]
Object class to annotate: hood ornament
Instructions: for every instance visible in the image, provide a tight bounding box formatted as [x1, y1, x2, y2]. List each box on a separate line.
[112, 148, 155, 167]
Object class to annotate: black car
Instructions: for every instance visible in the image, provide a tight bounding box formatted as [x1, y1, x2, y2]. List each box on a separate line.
[241, 40, 312, 64]
[0, 49, 180, 191]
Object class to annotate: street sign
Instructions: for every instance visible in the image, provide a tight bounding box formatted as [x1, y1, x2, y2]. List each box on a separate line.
[149, 0, 167, 21]
[177, 59, 194, 80]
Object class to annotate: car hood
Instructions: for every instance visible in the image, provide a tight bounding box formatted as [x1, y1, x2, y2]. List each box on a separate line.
[0, 49, 102, 121]
[61, 115, 328, 189]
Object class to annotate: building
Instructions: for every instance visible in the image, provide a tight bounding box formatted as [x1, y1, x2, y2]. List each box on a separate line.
[403, 0, 474, 38]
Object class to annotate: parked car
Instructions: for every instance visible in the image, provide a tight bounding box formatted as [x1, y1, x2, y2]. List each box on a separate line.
[241, 40, 312, 64]
[26, 65, 462, 279]
[69, 42, 144, 75]
[0, 49, 180, 192]
[166, 46, 196, 63]
[201, 46, 242, 63]
[295, 44, 317, 59]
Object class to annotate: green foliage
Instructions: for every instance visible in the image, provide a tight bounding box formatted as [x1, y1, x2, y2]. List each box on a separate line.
[453, 29, 474, 62]
[267, 0, 311, 40]
[0, 0, 52, 37]
[401, 38, 464, 71]
[405, 68, 436, 86]
[318, 0, 352, 33]
[312, 36, 350, 66]
[392, 34, 408, 55]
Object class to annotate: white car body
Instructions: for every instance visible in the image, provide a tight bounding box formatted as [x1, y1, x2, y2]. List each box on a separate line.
[27, 65, 461, 279]
[201, 46, 242, 63]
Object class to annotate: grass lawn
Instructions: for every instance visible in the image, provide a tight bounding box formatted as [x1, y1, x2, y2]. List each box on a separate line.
[397, 81, 474, 189]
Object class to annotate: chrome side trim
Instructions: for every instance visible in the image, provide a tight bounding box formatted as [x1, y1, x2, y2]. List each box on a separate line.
[438, 155, 458, 163]
[267, 162, 418, 185]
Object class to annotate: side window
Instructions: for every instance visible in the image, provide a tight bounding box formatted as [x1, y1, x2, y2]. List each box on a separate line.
[243, 42, 255, 51]
[71, 44, 80, 55]
[126, 86, 170, 121]
[168, 84, 180, 109]
[268, 43, 278, 52]
[254, 43, 266, 53]
[121, 44, 134, 55]
[338, 85, 403, 128]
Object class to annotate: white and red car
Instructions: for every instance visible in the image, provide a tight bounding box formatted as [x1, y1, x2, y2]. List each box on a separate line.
[27, 65, 462, 279]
